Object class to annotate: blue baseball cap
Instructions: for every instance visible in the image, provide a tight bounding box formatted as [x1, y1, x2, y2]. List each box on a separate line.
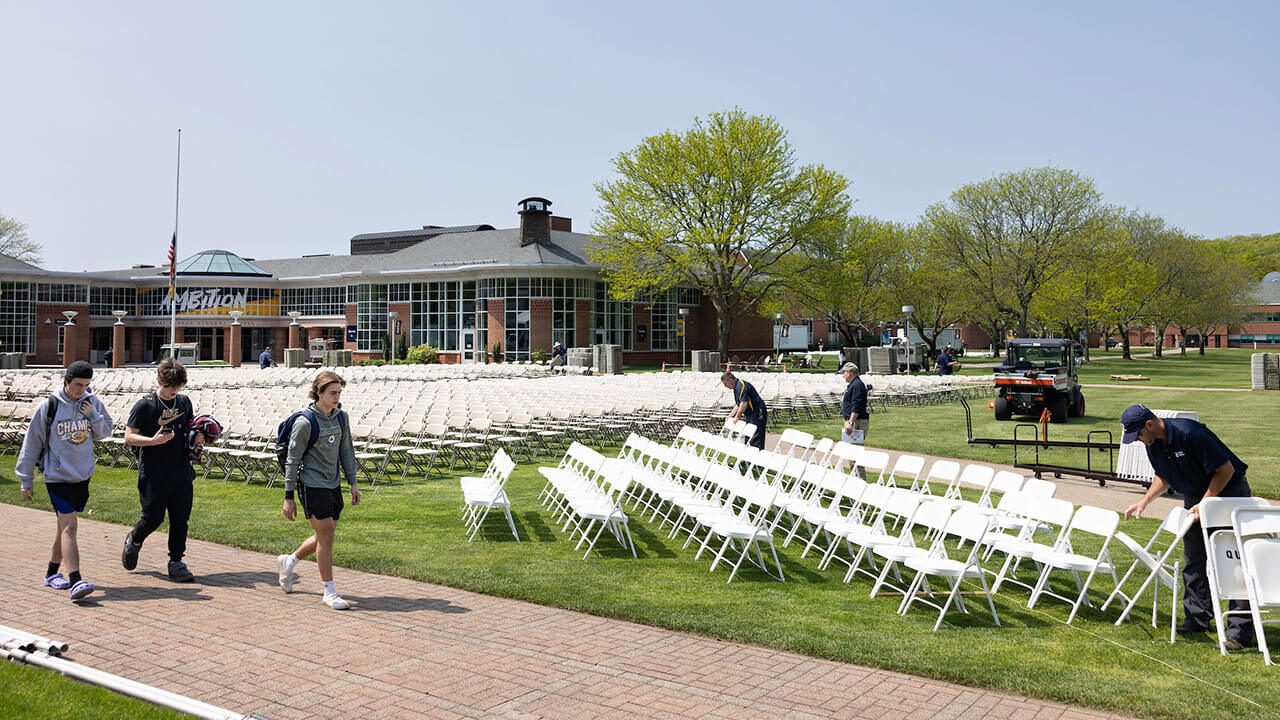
[1120, 404, 1155, 443]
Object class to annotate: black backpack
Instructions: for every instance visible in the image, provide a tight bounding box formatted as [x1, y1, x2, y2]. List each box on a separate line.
[35, 396, 59, 472]
[275, 409, 345, 474]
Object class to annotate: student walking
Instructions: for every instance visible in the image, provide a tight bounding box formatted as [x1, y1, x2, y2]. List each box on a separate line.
[277, 370, 361, 610]
[122, 358, 201, 582]
[15, 361, 113, 600]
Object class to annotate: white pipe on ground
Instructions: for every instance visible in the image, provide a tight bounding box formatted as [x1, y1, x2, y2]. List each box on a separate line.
[2, 643, 249, 720]
[0, 624, 69, 655]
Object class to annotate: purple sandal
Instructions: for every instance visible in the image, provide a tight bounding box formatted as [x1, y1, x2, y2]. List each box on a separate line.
[68, 580, 96, 600]
[44, 573, 71, 590]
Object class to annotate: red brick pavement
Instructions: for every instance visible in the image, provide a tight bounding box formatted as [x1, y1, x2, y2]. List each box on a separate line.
[1, 503, 1132, 720]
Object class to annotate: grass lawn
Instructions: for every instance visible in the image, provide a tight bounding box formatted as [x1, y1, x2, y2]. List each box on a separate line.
[0, 660, 192, 720]
[2, 453, 1276, 720]
[2, 348, 1274, 719]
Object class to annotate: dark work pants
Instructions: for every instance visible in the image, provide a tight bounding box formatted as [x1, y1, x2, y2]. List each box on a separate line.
[131, 478, 194, 563]
[746, 411, 767, 450]
[1182, 519, 1254, 643]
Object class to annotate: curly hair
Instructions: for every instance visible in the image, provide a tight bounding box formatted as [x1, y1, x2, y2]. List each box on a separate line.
[157, 358, 187, 389]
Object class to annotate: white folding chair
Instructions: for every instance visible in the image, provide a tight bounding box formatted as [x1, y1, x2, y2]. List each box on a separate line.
[1027, 505, 1122, 624]
[1104, 507, 1193, 642]
[459, 449, 519, 542]
[1235, 506, 1280, 665]
[899, 507, 1000, 632]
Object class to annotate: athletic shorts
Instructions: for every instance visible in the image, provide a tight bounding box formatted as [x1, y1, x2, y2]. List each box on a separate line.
[47, 481, 90, 515]
[298, 484, 343, 521]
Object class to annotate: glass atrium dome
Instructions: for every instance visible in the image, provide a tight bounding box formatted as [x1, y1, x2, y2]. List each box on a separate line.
[173, 249, 272, 277]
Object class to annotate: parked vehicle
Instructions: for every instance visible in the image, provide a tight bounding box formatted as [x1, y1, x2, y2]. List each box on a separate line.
[992, 338, 1084, 423]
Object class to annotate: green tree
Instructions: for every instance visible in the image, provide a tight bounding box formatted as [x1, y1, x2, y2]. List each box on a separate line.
[0, 213, 43, 265]
[887, 224, 961, 356]
[591, 109, 851, 356]
[1211, 232, 1280, 280]
[924, 167, 1103, 339]
[774, 215, 906, 347]
[1030, 206, 1126, 362]
[1172, 242, 1253, 355]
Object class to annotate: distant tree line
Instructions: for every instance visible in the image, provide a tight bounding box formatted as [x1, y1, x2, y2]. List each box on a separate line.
[590, 110, 1263, 361]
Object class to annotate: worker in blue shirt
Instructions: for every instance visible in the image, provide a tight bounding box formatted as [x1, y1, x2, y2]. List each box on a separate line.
[840, 362, 869, 446]
[936, 347, 958, 376]
[721, 372, 767, 449]
[1121, 404, 1254, 650]
[259, 345, 275, 369]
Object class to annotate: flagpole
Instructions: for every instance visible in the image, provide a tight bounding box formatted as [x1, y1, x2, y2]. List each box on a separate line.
[171, 129, 181, 348]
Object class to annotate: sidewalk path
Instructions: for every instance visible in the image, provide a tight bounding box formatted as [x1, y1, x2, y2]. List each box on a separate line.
[1, 503, 1131, 720]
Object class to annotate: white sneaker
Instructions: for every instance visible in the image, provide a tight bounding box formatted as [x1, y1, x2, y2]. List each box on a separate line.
[277, 555, 298, 593]
[322, 593, 352, 610]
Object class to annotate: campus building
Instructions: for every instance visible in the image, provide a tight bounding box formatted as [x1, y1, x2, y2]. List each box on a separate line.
[1230, 271, 1280, 348]
[0, 197, 779, 367]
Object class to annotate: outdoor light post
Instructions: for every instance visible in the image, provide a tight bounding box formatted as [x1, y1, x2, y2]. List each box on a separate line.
[901, 305, 914, 341]
[387, 310, 398, 360]
[227, 310, 243, 367]
[111, 310, 127, 368]
[61, 311, 78, 367]
[774, 313, 782, 361]
[678, 307, 689, 369]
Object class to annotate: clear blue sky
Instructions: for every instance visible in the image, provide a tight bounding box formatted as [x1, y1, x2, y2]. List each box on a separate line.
[3, 1, 1276, 272]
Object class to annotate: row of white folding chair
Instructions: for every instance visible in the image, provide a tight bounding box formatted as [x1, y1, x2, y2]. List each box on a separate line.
[686, 465, 784, 582]
[537, 443, 635, 559]
[616, 434, 782, 581]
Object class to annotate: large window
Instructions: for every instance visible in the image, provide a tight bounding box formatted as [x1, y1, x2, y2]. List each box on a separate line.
[281, 287, 346, 316]
[593, 281, 632, 350]
[477, 277, 591, 360]
[37, 283, 89, 304]
[410, 281, 478, 352]
[1243, 311, 1280, 322]
[0, 282, 33, 355]
[89, 286, 138, 317]
[354, 284, 387, 351]
[649, 289, 678, 351]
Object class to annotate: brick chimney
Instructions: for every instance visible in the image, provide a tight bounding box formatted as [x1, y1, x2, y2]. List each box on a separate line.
[518, 197, 552, 247]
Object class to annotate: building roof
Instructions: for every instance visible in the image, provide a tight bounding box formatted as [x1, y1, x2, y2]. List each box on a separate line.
[253, 227, 597, 282]
[1255, 276, 1280, 304]
[349, 224, 497, 243]
[0, 253, 42, 271]
[5, 223, 600, 285]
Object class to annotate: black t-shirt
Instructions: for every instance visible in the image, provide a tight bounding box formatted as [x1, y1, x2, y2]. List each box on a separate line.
[128, 392, 195, 483]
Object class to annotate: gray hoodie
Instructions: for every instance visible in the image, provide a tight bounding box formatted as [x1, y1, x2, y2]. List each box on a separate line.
[283, 402, 357, 492]
[16, 388, 114, 489]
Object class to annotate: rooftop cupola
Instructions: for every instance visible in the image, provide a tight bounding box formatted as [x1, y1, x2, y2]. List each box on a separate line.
[518, 196, 552, 247]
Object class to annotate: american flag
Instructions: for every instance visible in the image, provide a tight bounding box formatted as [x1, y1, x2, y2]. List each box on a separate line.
[168, 232, 177, 297]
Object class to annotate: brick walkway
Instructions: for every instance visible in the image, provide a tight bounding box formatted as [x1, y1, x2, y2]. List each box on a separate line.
[1, 503, 1132, 720]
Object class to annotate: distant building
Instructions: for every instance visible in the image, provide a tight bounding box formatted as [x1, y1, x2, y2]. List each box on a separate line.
[1230, 272, 1280, 348]
[0, 197, 780, 366]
